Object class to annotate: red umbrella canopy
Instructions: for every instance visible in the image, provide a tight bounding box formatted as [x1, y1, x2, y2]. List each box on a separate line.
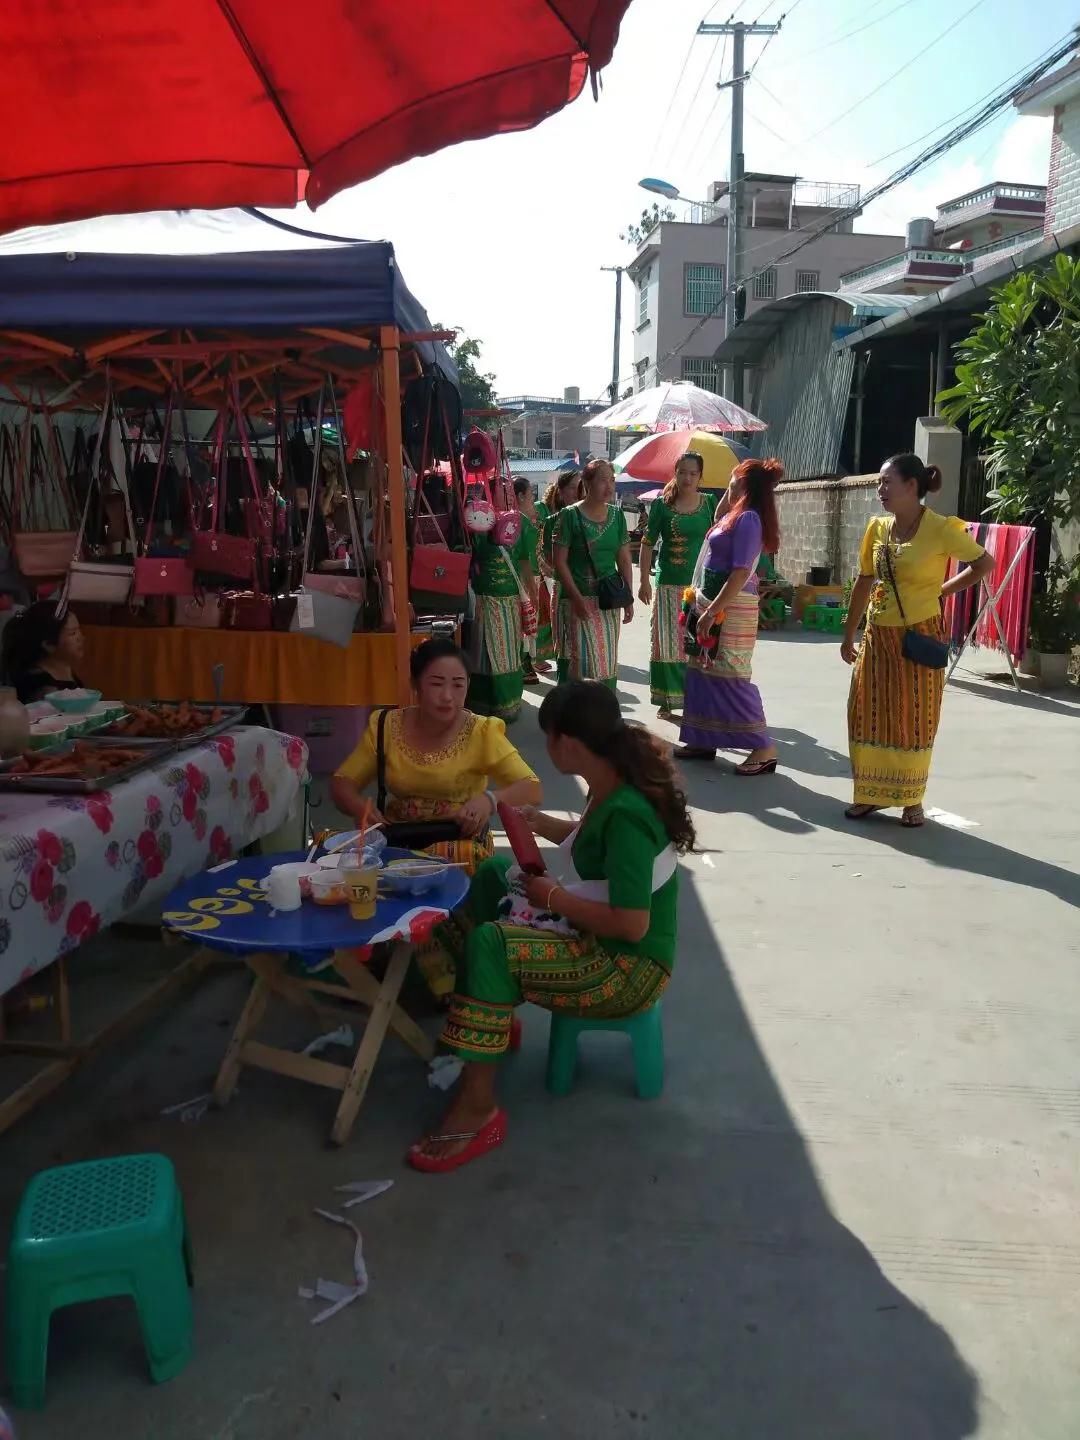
[2, 0, 632, 235]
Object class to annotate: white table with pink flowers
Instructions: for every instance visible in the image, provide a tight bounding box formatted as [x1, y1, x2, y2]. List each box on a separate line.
[0, 725, 308, 1130]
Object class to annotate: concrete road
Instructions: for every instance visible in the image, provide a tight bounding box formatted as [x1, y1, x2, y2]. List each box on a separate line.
[2, 613, 1078, 1439]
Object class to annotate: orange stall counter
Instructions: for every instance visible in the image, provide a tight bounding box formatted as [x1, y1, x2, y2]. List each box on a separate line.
[81, 625, 425, 707]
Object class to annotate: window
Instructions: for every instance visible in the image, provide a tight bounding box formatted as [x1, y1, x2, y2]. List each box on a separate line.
[681, 357, 723, 394]
[637, 266, 651, 326]
[753, 268, 777, 301]
[795, 269, 819, 293]
[684, 262, 725, 316]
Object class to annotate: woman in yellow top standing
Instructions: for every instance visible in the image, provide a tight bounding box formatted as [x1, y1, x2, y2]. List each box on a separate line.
[842, 454, 994, 827]
[332, 637, 541, 874]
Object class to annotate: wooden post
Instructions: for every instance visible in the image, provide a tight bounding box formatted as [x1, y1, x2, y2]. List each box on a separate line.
[380, 326, 412, 708]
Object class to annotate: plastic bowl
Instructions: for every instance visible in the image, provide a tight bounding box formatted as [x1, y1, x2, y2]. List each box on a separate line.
[379, 857, 451, 897]
[309, 870, 350, 906]
[44, 688, 102, 715]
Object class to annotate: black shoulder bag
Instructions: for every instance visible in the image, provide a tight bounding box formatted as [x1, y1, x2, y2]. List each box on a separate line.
[880, 531, 950, 670]
[374, 706, 463, 849]
[575, 507, 633, 611]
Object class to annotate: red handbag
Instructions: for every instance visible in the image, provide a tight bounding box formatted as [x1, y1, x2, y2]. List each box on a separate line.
[222, 590, 273, 631]
[132, 389, 196, 598]
[409, 546, 471, 613]
[189, 393, 260, 583]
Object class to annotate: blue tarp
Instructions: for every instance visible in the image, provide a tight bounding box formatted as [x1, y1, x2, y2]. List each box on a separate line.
[0, 242, 456, 379]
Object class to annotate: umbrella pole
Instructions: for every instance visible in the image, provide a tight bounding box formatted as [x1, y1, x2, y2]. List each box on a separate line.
[380, 325, 412, 708]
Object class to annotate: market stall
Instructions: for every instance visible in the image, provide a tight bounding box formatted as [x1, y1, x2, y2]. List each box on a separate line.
[0, 243, 462, 712]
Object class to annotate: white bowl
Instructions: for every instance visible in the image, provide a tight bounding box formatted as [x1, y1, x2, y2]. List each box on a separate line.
[379, 858, 450, 896]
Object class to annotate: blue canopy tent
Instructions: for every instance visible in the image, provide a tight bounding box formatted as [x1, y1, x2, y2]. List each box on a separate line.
[0, 243, 458, 705]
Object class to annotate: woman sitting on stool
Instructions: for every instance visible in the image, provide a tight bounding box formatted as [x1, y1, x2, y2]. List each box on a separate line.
[408, 680, 695, 1173]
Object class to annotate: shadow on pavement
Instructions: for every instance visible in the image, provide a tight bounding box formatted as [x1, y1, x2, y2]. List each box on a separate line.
[693, 761, 1080, 910]
[948, 676, 1080, 717]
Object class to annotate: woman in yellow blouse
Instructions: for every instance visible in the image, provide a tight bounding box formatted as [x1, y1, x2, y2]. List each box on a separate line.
[842, 454, 993, 827]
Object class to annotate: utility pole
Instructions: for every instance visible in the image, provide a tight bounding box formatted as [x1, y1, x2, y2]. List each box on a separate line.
[698, 18, 779, 407]
[601, 264, 624, 458]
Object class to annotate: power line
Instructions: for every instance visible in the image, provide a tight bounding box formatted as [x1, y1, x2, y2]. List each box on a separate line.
[769, 0, 923, 70]
[803, 0, 992, 144]
[659, 36, 724, 175]
[648, 28, 1078, 377]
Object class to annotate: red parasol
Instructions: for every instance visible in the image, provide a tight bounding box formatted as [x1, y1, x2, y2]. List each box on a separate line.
[2, 0, 632, 234]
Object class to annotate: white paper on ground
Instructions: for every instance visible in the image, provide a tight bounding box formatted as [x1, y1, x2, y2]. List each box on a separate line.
[299, 1185, 393, 1323]
[159, 1092, 213, 1123]
[428, 1055, 463, 1091]
[302, 1023, 355, 1057]
[335, 1179, 394, 1209]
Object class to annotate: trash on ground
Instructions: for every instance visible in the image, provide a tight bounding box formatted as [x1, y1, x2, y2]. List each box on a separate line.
[159, 1092, 213, 1123]
[302, 1024, 355, 1057]
[299, 1183, 392, 1323]
[428, 1055, 463, 1090]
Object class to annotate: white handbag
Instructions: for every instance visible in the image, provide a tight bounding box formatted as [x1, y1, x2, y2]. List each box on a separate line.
[62, 387, 135, 606]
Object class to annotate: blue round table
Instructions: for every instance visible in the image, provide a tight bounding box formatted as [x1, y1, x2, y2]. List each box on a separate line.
[162, 851, 469, 1145]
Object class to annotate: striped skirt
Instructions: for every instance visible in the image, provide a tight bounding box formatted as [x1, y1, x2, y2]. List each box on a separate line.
[650, 582, 687, 708]
[535, 577, 556, 661]
[556, 595, 621, 688]
[440, 858, 669, 1061]
[848, 618, 946, 808]
[468, 593, 524, 721]
[679, 589, 770, 751]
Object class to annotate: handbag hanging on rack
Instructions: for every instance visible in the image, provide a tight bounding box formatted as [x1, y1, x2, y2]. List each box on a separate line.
[491, 431, 522, 548]
[65, 387, 138, 606]
[190, 388, 258, 583]
[132, 388, 195, 599]
[12, 400, 78, 580]
[409, 387, 471, 614]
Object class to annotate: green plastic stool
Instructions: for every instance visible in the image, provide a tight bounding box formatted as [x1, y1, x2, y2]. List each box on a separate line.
[546, 1004, 664, 1099]
[759, 596, 787, 625]
[5, 1154, 193, 1409]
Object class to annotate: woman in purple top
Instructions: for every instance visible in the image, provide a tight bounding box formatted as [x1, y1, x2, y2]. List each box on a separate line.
[677, 459, 783, 775]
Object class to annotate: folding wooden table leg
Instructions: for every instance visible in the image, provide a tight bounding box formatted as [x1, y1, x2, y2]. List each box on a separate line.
[213, 958, 272, 1107]
[330, 942, 412, 1146]
[340, 960, 435, 1061]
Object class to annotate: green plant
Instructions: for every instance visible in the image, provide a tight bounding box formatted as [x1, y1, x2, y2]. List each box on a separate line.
[434, 330, 500, 430]
[620, 202, 676, 248]
[1027, 554, 1080, 654]
[938, 252, 1080, 526]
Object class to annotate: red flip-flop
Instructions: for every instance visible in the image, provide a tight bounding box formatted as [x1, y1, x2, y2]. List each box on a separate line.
[407, 1108, 508, 1174]
[509, 1015, 523, 1052]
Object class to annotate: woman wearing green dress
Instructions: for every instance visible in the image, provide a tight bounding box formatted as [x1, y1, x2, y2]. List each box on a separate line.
[513, 477, 553, 681]
[408, 680, 695, 1172]
[467, 526, 534, 723]
[541, 470, 581, 664]
[552, 458, 633, 688]
[638, 451, 715, 717]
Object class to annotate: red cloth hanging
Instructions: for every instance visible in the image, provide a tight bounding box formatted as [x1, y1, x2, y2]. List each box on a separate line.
[944, 522, 1035, 663]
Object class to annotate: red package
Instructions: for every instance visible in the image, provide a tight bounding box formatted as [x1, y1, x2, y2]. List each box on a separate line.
[498, 803, 546, 876]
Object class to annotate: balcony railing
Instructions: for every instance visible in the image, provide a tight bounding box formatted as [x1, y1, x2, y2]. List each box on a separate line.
[967, 226, 1043, 266]
[684, 179, 861, 227]
[839, 248, 967, 290]
[793, 179, 861, 210]
[937, 182, 1046, 220]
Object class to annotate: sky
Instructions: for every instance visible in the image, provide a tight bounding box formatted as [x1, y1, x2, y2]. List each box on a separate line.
[2, 0, 1076, 402]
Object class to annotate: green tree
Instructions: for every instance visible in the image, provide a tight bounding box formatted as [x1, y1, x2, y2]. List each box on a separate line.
[439, 330, 500, 430]
[620, 202, 676, 248]
[938, 252, 1080, 526]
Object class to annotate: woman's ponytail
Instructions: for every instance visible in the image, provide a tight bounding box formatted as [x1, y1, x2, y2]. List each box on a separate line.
[609, 726, 697, 854]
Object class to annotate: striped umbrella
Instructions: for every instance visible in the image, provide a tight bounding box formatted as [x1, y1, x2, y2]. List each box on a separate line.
[614, 430, 744, 490]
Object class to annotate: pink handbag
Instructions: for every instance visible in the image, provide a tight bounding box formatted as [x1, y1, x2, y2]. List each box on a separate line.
[12, 406, 77, 579]
[491, 431, 522, 548]
[189, 393, 260, 583]
[133, 389, 196, 598]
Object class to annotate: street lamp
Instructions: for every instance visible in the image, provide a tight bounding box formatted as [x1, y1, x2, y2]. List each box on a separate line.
[639, 176, 682, 202]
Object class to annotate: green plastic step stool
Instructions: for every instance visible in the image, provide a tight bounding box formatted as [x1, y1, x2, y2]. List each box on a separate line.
[759, 596, 787, 624]
[546, 1004, 664, 1099]
[5, 1154, 193, 1409]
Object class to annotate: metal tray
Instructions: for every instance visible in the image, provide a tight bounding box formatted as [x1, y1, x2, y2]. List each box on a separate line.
[93, 703, 247, 753]
[0, 742, 163, 794]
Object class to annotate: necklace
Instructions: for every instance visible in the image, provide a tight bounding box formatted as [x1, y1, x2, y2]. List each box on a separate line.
[892, 510, 923, 545]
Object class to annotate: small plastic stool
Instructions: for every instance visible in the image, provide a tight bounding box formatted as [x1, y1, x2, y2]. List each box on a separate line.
[759, 596, 787, 625]
[5, 1154, 193, 1409]
[546, 1004, 664, 1099]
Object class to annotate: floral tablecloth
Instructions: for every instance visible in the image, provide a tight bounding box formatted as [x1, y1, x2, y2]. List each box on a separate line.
[0, 726, 308, 996]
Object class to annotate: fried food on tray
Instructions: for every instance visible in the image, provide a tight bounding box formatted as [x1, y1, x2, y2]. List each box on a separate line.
[108, 702, 226, 739]
[7, 742, 145, 779]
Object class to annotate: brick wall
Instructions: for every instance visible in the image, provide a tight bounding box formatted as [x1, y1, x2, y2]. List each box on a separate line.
[776, 476, 880, 585]
[1048, 99, 1080, 232]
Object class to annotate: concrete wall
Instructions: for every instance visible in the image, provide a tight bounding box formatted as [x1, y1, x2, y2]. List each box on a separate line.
[776, 476, 881, 586]
[1047, 101, 1080, 232]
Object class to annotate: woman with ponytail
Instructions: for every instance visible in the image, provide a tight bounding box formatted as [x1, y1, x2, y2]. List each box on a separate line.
[409, 680, 694, 1173]
[678, 457, 782, 775]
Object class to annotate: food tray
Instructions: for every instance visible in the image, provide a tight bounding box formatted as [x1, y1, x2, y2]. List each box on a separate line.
[93, 703, 248, 752]
[0, 743, 163, 794]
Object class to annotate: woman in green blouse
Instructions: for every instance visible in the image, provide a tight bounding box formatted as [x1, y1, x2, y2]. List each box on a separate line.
[552, 458, 633, 689]
[638, 451, 715, 716]
[467, 527, 534, 723]
[513, 477, 553, 680]
[409, 680, 695, 1172]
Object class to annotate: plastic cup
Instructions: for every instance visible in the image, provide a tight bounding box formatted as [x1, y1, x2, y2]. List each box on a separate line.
[345, 866, 377, 920]
[267, 866, 302, 912]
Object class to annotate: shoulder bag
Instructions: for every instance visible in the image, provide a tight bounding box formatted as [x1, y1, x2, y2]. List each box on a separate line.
[576, 507, 632, 611]
[374, 706, 462, 849]
[190, 391, 258, 583]
[12, 402, 79, 581]
[881, 526, 950, 670]
[64, 387, 138, 605]
[133, 388, 195, 598]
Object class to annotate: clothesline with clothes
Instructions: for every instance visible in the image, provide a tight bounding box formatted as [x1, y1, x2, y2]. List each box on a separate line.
[943, 521, 1036, 692]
